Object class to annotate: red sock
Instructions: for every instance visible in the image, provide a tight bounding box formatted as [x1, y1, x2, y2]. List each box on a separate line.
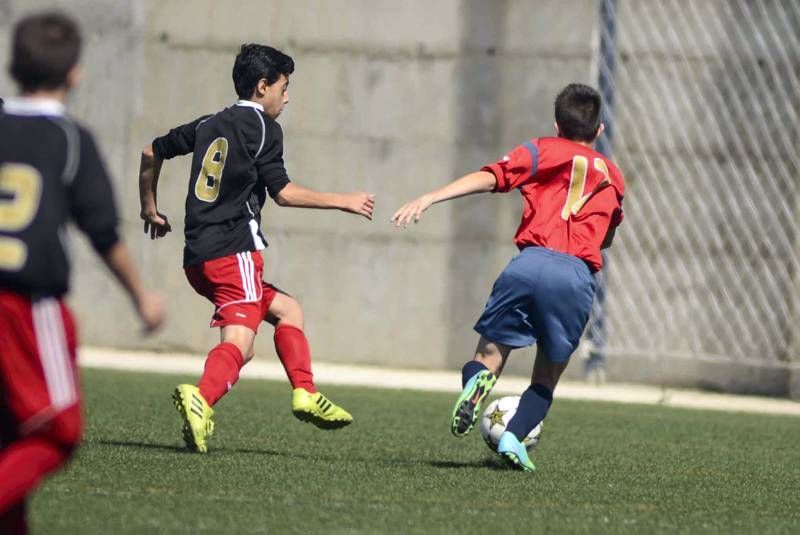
[274, 325, 316, 392]
[0, 437, 70, 515]
[197, 342, 244, 406]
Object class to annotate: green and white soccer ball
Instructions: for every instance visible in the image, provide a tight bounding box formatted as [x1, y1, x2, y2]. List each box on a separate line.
[479, 396, 543, 452]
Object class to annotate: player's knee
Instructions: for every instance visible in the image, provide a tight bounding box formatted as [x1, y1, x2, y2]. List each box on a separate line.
[265, 294, 305, 330]
[278, 297, 304, 329]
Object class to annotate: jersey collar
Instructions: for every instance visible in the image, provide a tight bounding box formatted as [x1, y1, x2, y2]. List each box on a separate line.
[2, 97, 66, 116]
[235, 99, 264, 112]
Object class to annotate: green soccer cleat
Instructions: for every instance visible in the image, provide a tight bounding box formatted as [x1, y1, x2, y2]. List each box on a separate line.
[451, 369, 497, 437]
[292, 388, 353, 429]
[172, 384, 215, 453]
[497, 431, 536, 472]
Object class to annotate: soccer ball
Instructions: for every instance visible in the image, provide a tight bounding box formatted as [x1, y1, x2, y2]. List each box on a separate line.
[479, 396, 542, 452]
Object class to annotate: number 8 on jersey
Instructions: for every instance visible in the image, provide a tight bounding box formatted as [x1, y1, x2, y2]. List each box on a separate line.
[195, 137, 228, 203]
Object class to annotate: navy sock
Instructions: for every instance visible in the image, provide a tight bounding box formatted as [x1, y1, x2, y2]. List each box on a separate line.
[506, 384, 553, 442]
[461, 361, 488, 387]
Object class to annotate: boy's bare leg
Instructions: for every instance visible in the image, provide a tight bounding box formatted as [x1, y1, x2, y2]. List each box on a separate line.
[530, 347, 568, 391]
[451, 337, 512, 437]
[221, 324, 257, 361]
[471, 336, 512, 376]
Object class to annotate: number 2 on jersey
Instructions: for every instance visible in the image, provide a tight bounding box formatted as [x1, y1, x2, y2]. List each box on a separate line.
[561, 155, 610, 220]
[195, 137, 229, 203]
[0, 164, 43, 270]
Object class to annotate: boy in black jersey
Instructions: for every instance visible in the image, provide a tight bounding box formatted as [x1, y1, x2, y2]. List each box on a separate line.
[139, 44, 374, 452]
[0, 13, 164, 532]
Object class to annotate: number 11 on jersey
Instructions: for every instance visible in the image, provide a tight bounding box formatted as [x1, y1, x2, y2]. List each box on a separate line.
[195, 137, 228, 203]
[561, 155, 611, 220]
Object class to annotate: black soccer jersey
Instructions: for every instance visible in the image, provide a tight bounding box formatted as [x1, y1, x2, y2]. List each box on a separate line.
[0, 98, 120, 297]
[152, 100, 290, 266]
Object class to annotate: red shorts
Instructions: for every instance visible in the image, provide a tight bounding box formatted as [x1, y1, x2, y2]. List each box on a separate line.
[184, 251, 279, 333]
[0, 291, 80, 438]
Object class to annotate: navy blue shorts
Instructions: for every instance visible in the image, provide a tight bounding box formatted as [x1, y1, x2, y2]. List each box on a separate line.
[474, 247, 596, 363]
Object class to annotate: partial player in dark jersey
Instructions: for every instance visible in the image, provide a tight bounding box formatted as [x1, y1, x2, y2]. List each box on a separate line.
[0, 13, 164, 533]
[139, 44, 374, 453]
[392, 84, 625, 471]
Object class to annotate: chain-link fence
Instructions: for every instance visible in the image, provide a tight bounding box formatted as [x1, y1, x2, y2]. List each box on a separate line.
[589, 0, 800, 365]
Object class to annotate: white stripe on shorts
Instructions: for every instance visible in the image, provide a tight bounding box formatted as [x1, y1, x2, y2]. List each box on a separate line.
[247, 253, 258, 301]
[32, 299, 77, 410]
[236, 253, 251, 300]
[43, 300, 77, 407]
[244, 252, 255, 300]
[238, 252, 259, 301]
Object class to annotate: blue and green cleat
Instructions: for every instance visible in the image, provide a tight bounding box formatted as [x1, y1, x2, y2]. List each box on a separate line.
[497, 431, 536, 472]
[450, 369, 497, 437]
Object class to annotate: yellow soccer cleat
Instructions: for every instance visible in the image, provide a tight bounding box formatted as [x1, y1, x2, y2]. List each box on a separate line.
[172, 384, 215, 453]
[291, 388, 353, 430]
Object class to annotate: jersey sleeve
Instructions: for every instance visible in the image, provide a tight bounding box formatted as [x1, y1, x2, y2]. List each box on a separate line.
[151, 115, 211, 159]
[608, 167, 625, 227]
[612, 203, 624, 227]
[69, 129, 120, 254]
[481, 140, 538, 193]
[256, 120, 290, 198]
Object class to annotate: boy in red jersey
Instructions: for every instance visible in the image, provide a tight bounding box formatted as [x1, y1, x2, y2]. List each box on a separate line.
[0, 13, 164, 532]
[139, 44, 374, 453]
[391, 84, 624, 471]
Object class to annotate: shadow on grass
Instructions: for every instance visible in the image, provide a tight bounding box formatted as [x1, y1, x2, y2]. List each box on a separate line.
[95, 439, 515, 472]
[425, 460, 480, 469]
[420, 456, 518, 471]
[96, 439, 284, 457]
[481, 456, 518, 471]
[95, 439, 191, 453]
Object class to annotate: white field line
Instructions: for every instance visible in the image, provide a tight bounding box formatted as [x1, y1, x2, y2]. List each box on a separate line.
[78, 347, 800, 417]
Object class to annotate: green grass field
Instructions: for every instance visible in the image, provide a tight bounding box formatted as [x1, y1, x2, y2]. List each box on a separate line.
[28, 368, 800, 534]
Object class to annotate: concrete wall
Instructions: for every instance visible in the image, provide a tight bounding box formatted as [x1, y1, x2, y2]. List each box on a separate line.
[0, 0, 596, 374]
[2, 0, 797, 396]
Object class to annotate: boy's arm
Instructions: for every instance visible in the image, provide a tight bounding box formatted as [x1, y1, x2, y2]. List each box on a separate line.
[101, 241, 165, 333]
[138, 143, 171, 239]
[70, 130, 165, 333]
[256, 121, 374, 220]
[601, 225, 617, 249]
[274, 182, 375, 220]
[139, 115, 210, 239]
[390, 171, 496, 228]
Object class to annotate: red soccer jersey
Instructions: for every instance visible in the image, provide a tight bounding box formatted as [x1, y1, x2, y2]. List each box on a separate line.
[482, 136, 625, 272]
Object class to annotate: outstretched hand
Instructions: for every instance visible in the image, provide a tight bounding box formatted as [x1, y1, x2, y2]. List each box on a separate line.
[342, 192, 375, 220]
[141, 210, 172, 239]
[390, 194, 433, 228]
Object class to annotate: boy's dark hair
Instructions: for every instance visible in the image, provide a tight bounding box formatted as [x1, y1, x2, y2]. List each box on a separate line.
[554, 83, 602, 142]
[10, 12, 82, 92]
[232, 44, 295, 99]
